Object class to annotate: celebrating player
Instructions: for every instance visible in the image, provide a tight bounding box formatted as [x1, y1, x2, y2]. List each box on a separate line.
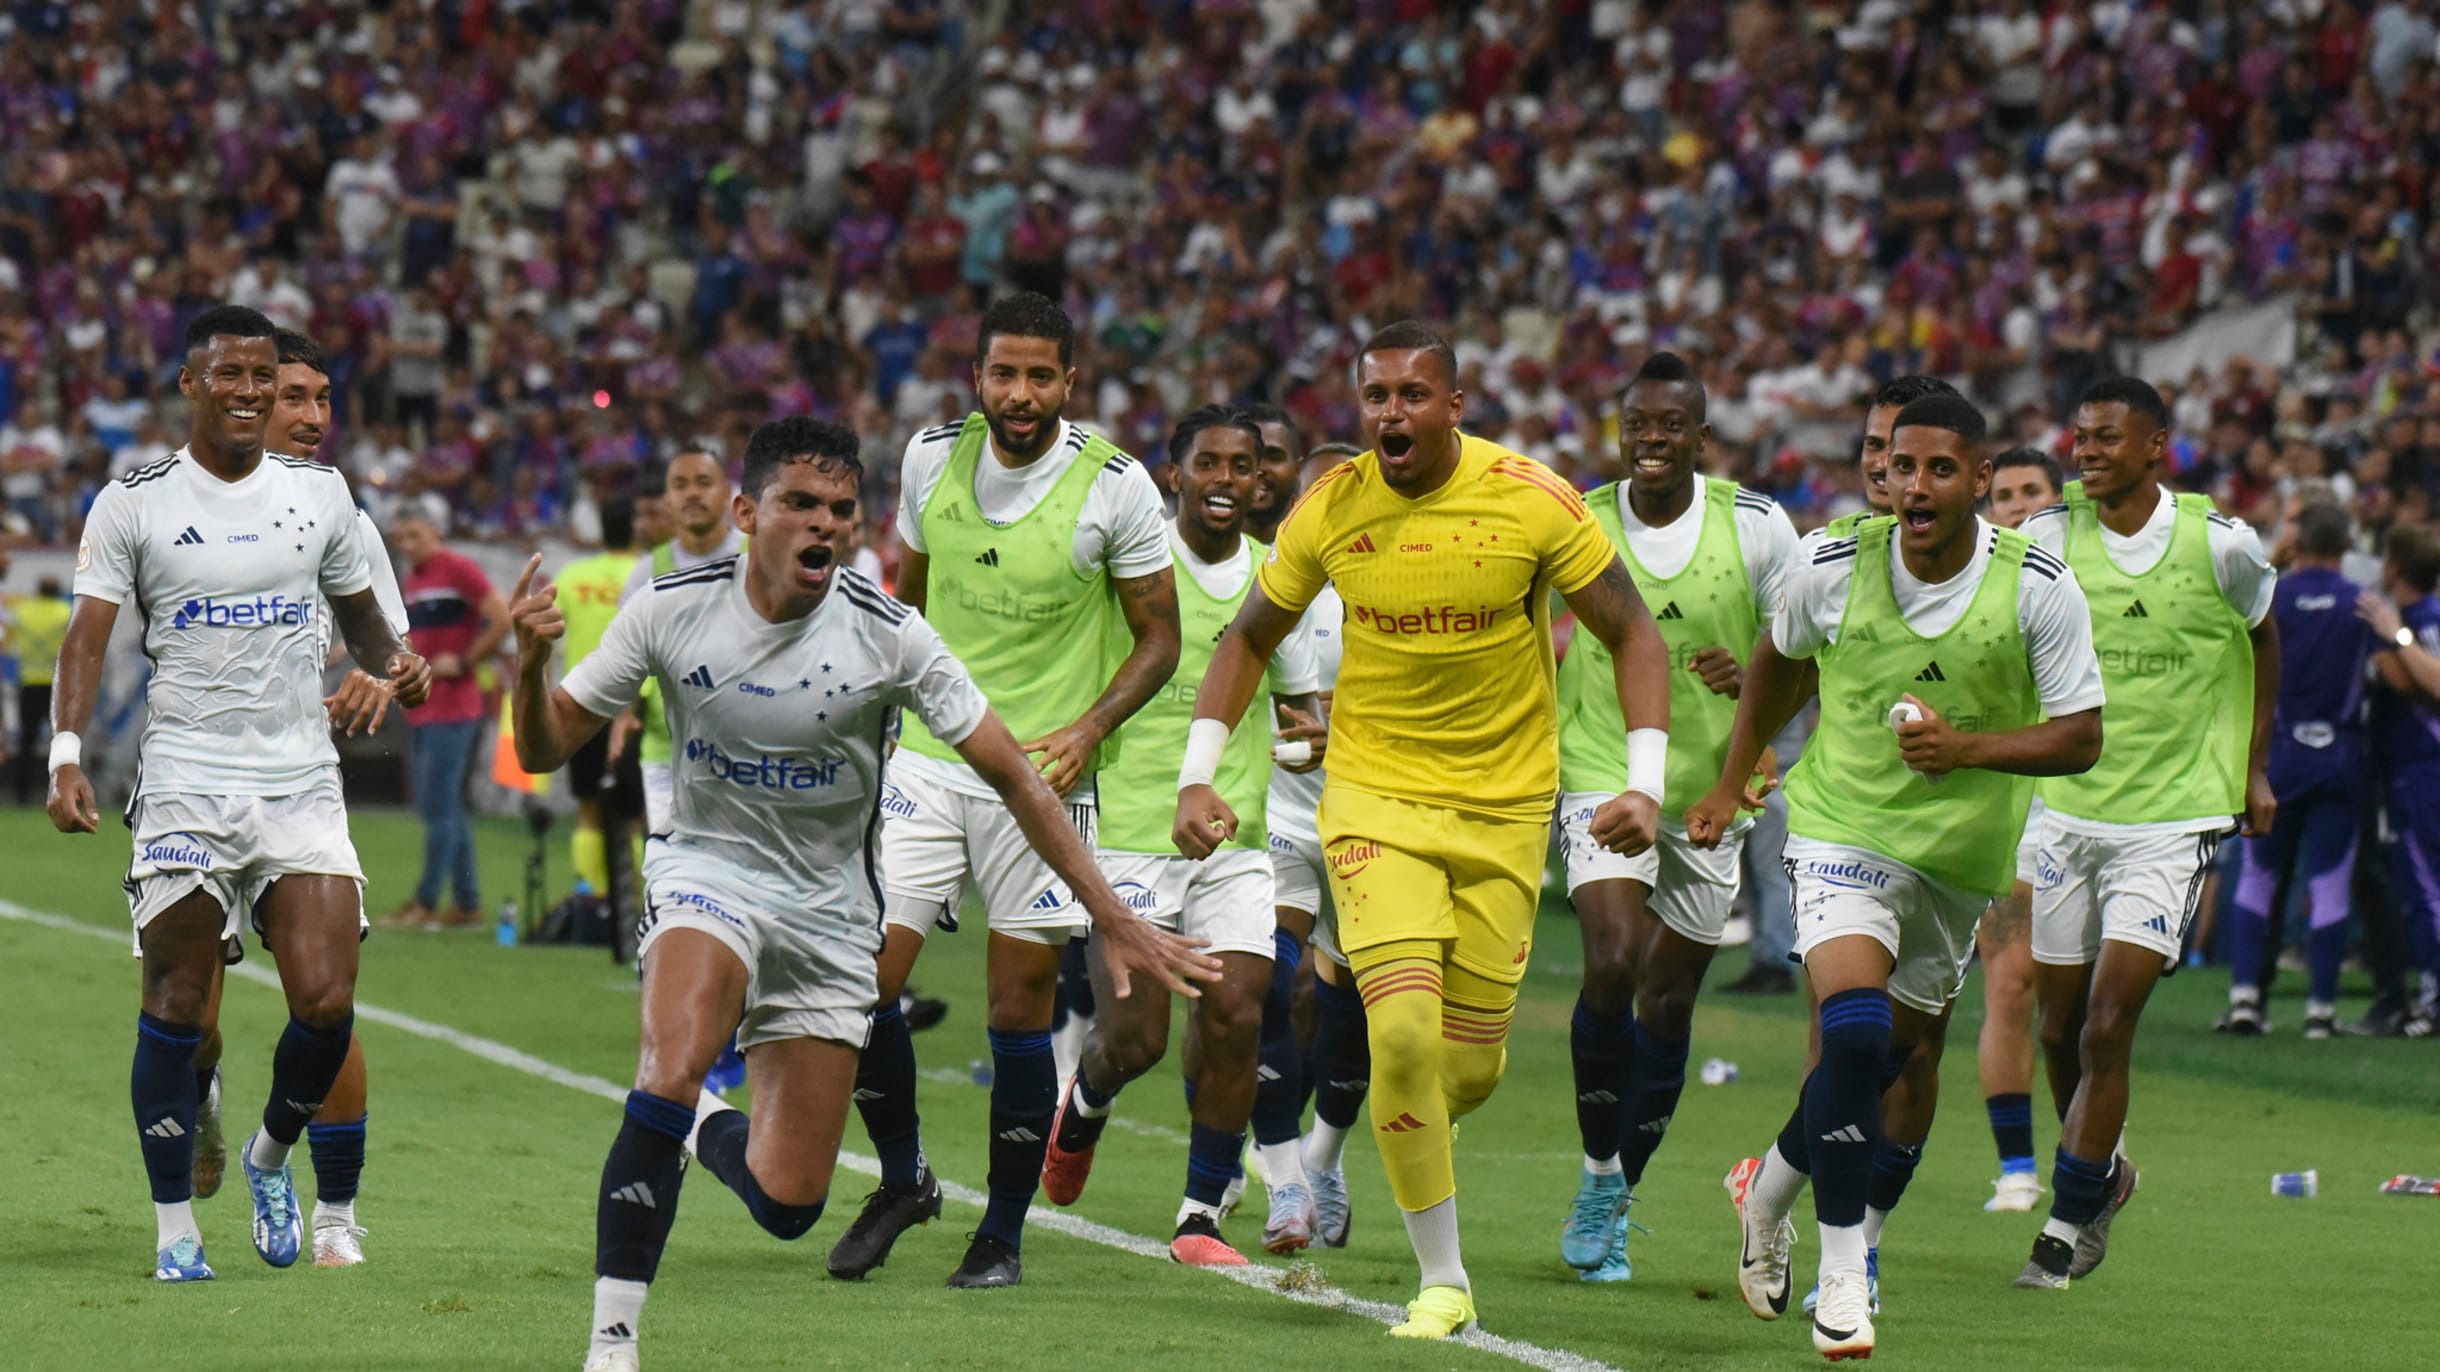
[2016, 376, 2276, 1290]
[1690, 394, 2103, 1360]
[1557, 353, 1795, 1282]
[1974, 446, 2067, 1213]
[1038, 407, 1323, 1264]
[47, 305, 431, 1283]
[506, 417, 1216, 1371]
[1175, 321, 1672, 1339]
[833, 291, 1185, 1290]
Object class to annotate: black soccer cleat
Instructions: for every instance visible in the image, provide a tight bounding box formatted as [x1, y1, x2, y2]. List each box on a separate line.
[945, 1231, 1022, 1289]
[826, 1166, 943, 1279]
[901, 988, 949, 1033]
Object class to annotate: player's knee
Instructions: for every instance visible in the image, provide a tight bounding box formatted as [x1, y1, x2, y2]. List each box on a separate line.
[2036, 1010, 2081, 1062]
[1635, 977, 1698, 1040]
[286, 986, 355, 1032]
[1441, 1041, 1506, 1117]
[1102, 1021, 1168, 1079]
[744, 1181, 825, 1240]
[2076, 1003, 2139, 1068]
[1365, 1006, 1439, 1085]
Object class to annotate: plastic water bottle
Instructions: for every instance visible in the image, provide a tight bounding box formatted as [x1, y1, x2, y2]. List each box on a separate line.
[2271, 1169, 2317, 1198]
[1699, 1057, 1739, 1086]
[497, 901, 519, 947]
[2380, 1175, 2440, 1197]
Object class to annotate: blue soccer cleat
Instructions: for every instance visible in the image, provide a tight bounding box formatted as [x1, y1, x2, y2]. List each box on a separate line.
[705, 1040, 747, 1098]
[1561, 1168, 1628, 1269]
[1580, 1219, 1633, 1283]
[154, 1235, 214, 1283]
[1310, 1165, 1352, 1248]
[240, 1132, 303, 1268]
[1803, 1246, 1880, 1316]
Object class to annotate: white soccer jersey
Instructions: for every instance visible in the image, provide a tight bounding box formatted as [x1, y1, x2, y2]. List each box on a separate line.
[562, 559, 990, 927]
[1266, 582, 1343, 842]
[75, 448, 374, 797]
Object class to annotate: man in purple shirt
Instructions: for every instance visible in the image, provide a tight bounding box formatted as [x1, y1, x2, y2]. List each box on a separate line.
[2222, 503, 2375, 1038]
[2364, 522, 2440, 1038]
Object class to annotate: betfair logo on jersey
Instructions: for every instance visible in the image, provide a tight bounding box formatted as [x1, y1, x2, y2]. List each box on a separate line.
[938, 576, 1075, 624]
[1347, 602, 1501, 636]
[1108, 880, 1160, 913]
[2099, 645, 2191, 676]
[169, 595, 311, 630]
[684, 738, 844, 791]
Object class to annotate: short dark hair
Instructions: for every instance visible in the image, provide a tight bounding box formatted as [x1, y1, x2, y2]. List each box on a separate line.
[976, 290, 1075, 369]
[1993, 446, 2065, 492]
[1892, 394, 1988, 447]
[2294, 500, 2353, 560]
[1166, 405, 1263, 467]
[1359, 320, 1458, 387]
[1240, 402, 1299, 450]
[184, 304, 277, 359]
[2389, 522, 2440, 595]
[1626, 350, 1706, 420]
[2077, 375, 2171, 432]
[598, 495, 637, 550]
[1870, 374, 1960, 413]
[741, 417, 863, 498]
[274, 328, 327, 376]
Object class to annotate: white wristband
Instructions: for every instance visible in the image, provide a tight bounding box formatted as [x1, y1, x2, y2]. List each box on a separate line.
[1625, 728, 1667, 806]
[1178, 718, 1231, 790]
[49, 731, 82, 773]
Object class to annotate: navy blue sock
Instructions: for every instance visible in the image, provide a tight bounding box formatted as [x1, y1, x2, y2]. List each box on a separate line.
[595, 1091, 691, 1281]
[1868, 1141, 1925, 1216]
[1620, 1019, 1690, 1186]
[1308, 973, 1371, 1130]
[1056, 1072, 1117, 1153]
[1774, 1096, 1813, 1175]
[1987, 1093, 2036, 1173]
[695, 1109, 825, 1239]
[1569, 996, 1634, 1162]
[1805, 988, 1892, 1228]
[1185, 1122, 1243, 1210]
[132, 1013, 202, 1204]
[262, 1013, 354, 1147]
[1251, 932, 1306, 1146]
[856, 1002, 925, 1189]
[2048, 1148, 2115, 1225]
[1877, 1041, 1916, 1093]
[2308, 920, 2349, 1004]
[980, 1028, 1054, 1250]
[307, 1115, 367, 1204]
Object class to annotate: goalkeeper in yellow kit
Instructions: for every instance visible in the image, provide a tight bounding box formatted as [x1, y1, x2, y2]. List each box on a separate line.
[1174, 322, 1672, 1338]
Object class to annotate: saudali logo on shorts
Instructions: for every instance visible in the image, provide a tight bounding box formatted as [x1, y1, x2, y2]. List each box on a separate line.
[141, 832, 214, 871]
[1109, 880, 1160, 913]
[1326, 838, 1381, 878]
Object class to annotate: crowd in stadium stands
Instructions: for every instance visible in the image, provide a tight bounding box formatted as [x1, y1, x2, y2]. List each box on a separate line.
[1, 0, 2438, 558]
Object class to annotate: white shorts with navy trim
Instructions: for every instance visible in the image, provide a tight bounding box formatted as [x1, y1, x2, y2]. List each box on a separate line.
[2029, 814, 2226, 971]
[1784, 837, 1990, 1015]
[640, 846, 878, 1051]
[878, 762, 1094, 945]
[125, 779, 365, 962]
[1558, 794, 1748, 946]
[1095, 847, 1277, 960]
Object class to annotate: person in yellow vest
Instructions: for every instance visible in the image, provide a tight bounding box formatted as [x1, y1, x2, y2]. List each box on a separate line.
[614, 452, 744, 835]
[7, 573, 70, 803]
[555, 496, 643, 922]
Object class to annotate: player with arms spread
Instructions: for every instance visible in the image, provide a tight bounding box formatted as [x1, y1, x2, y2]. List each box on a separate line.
[47, 305, 431, 1283]
[1689, 395, 2103, 1360]
[506, 418, 1216, 1371]
[1176, 321, 1672, 1339]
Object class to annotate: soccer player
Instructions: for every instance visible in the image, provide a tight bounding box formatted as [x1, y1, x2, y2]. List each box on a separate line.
[504, 417, 1216, 1372]
[2220, 501, 2373, 1038]
[2016, 375, 2276, 1290]
[1557, 353, 1795, 1282]
[1976, 445, 2067, 1212]
[1688, 394, 2102, 1359]
[617, 449, 746, 834]
[46, 305, 431, 1283]
[1039, 407, 1323, 1264]
[180, 328, 407, 1266]
[1176, 321, 1672, 1339]
[2361, 524, 2440, 1035]
[1240, 402, 1303, 546]
[831, 291, 1182, 1290]
[553, 496, 646, 944]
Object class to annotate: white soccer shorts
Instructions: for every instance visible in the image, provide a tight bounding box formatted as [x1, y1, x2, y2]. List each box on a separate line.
[1094, 847, 1278, 960]
[639, 847, 878, 1052]
[878, 764, 1094, 945]
[1783, 837, 1991, 1014]
[2013, 796, 2047, 888]
[125, 779, 366, 961]
[1268, 828, 1349, 969]
[1558, 793, 1748, 946]
[2029, 813, 2227, 971]
[641, 760, 674, 834]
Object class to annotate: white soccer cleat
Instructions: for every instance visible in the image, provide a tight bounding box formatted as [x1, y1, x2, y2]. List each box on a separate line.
[1811, 1269, 1876, 1361]
[313, 1221, 367, 1267]
[1726, 1157, 1796, 1320]
[583, 1345, 640, 1372]
[1984, 1171, 2044, 1213]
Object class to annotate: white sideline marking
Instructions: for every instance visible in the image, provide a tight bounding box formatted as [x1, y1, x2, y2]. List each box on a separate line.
[3, 899, 1620, 1372]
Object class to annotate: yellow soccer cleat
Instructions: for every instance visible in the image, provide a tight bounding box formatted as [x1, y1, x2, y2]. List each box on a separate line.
[1389, 1284, 1476, 1339]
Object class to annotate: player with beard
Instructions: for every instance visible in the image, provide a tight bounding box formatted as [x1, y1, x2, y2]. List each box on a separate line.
[1038, 407, 1324, 1264]
[48, 305, 431, 1282]
[1689, 395, 2102, 1358]
[1176, 321, 1672, 1338]
[1556, 354, 1795, 1282]
[831, 291, 1192, 1290]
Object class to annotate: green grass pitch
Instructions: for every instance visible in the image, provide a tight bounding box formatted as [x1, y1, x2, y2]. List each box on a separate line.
[2, 807, 2432, 1370]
